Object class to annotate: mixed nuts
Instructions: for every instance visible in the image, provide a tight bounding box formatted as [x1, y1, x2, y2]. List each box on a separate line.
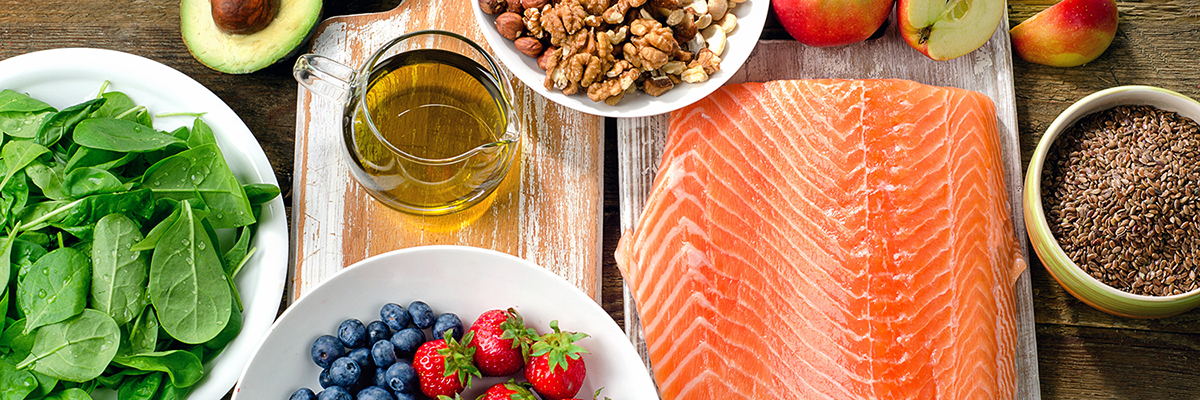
[480, 0, 743, 104]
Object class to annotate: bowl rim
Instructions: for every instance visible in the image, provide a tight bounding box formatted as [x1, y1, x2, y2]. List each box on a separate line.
[1025, 85, 1200, 310]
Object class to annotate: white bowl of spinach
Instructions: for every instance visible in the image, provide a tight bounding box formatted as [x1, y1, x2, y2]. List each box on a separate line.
[0, 48, 289, 400]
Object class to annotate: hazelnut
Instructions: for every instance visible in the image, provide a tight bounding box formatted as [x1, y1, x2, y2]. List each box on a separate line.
[537, 46, 558, 70]
[495, 12, 526, 41]
[515, 37, 545, 58]
[211, 0, 279, 35]
[522, 0, 549, 10]
[479, 0, 506, 14]
[505, 0, 525, 14]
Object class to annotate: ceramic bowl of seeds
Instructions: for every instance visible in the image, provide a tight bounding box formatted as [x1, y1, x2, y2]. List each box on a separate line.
[1025, 85, 1200, 318]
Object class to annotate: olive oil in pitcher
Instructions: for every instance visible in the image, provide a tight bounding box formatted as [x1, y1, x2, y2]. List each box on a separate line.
[343, 48, 517, 214]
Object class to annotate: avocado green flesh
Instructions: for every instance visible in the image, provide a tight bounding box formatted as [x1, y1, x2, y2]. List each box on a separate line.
[182, 0, 323, 74]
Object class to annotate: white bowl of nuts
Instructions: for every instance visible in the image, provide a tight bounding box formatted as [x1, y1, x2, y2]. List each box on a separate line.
[473, 0, 767, 117]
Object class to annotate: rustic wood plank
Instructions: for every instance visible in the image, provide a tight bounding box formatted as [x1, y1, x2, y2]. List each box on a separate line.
[617, 11, 1039, 398]
[290, 0, 606, 301]
[1036, 324, 1200, 399]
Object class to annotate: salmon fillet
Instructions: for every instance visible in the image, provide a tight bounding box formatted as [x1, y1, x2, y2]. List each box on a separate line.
[615, 79, 1025, 399]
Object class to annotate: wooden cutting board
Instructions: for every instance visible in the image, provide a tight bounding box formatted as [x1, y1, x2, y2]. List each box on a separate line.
[290, 0, 605, 301]
[617, 10, 1041, 399]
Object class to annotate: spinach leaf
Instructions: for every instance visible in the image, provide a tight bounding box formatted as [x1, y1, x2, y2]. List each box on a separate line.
[36, 98, 106, 147]
[91, 214, 148, 326]
[0, 90, 54, 114]
[185, 118, 215, 149]
[0, 140, 48, 192]
[63, 168, 126, 199]
[25, 162, 67, 201]
[202, 305, 241, 362]
[111, 350, 202, 388]
[0, 357, 37, 400]
[221, 225, 255, 277]
[93, 90, 132, 114]
[242, 183, 280, 207]
[64, 147, 136, 174]
[130, 204, 180, 253]
[30, 370, 58, 399]
[153, 381, 189, 400]
[0, 319, 32, 361]
[52, 189, 156, 229]
[0, 90, 55, 139]
[16, 309, 120, 382]
[117, 371, 161, 400]
[0, 170, 29, 229]
[73, 119, 184, 153]
[18, 247, 90, 333]
[148, 200, 231, 344]
[142, 144, 254, 229]
[127, 306, 158, 356]
[41, 387, 92, 400]
[8, 240, 47, 315]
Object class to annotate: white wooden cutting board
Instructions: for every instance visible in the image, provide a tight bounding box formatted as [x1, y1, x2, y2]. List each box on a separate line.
[617, 11, 1041, 400]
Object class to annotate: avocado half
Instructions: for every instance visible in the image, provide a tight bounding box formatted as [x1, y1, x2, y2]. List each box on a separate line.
[181, 0, 323, 74]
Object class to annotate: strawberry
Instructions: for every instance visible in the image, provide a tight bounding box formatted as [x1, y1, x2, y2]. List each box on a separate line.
[413, 330, 481, 398]
[524, 320, 590, 400]
[469, 308, 537, 376]
[477, 379, 540, 400]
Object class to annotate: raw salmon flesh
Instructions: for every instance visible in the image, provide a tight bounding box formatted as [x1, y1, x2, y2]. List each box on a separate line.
[616, 79, 1025, 399]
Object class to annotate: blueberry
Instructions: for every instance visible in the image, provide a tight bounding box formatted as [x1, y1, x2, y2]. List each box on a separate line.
[432, 313, 463, 341]
[318, 368, 334, 389]
[317, 386, 351, 400]
[357, 386, 395, 400]
[384, 361, 419, 393]
[338, 319, 368, 348]
[374, 365, 388, 387]
[407, 301, 434, 329]
[311, 335, 345, 369]
[366, 320, 391, 344]
[328, 357, 361, 388]
[348, 347, 374, 371]
[393, 391, 418, 400]
[289, 388, 317, 400]
[371, 340, 398, 368]
[389, 328, 425, 358]
[380, 303, 411, 331]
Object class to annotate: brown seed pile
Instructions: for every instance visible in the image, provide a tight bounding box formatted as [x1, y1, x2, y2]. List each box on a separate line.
[1042, 105, 1200, 296]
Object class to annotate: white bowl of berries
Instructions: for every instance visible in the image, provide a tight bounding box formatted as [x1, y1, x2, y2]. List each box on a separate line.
[232, 245, 658, 399]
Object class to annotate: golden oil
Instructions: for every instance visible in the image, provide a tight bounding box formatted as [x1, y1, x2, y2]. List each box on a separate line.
[343, 48, 517, 215]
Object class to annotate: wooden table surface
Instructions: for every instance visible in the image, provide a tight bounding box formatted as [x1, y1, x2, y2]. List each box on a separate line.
[2, 0, 1199, 398]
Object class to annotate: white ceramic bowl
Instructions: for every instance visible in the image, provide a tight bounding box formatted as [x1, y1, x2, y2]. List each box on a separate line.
[233, 245, 658, 399]
[1025, 85, 1200, 318]
[473, 0, 768, 118]
[0, 48, 289, 398]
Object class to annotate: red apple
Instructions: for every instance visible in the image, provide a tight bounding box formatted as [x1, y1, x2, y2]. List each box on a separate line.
[1010, 0, 1119, 67]
[773, 0, 894, 47]
[898, 0, 1004, 61]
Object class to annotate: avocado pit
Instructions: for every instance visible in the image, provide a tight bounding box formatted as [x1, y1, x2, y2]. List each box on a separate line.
[212, 0, 280, 35]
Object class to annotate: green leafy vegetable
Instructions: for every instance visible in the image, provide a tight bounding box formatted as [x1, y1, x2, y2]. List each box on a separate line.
[91, 214, 148, 325]
[17, 309, 120, 382]
[142, 144, 254, 229]
[17, 247, 90, 333]
[0, 85, 276, 399]
[36, 98, 106, 147]
[112, 350, 203, 388]
[73, 118, 186, 153]
[148, 200, 231, 344]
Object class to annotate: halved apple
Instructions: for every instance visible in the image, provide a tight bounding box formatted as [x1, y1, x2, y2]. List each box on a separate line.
[898, 0, 1004, 61]
[1010, 0, 1118, 67]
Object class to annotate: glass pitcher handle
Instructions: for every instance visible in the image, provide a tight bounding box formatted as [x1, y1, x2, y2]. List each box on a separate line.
[293, 54, 356, 103]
